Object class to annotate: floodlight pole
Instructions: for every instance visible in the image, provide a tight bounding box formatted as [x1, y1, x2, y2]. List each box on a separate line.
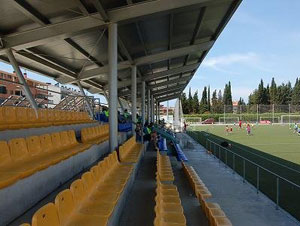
[5, 48, 38, 114]
[108, 23, 118, 153]
[131, 65, 137, 134]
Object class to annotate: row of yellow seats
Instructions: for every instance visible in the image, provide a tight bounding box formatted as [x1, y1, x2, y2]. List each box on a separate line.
[0, 130, 90, 189]
[81, 124, 109, 144]
[157, 151, 174, 182]
[182, 162, 232, 226]
[119, 136, 143, 163]
[0, 106, 92, 131]
[154, 169, 186, 225]
[22, 151, 134, 226]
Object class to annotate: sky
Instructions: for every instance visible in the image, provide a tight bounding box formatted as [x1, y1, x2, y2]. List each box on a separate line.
[1, 0, 300, 107]
[185, 0, 300, 103]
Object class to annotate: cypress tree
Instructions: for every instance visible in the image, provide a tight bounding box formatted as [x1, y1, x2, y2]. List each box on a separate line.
[270, 77, 277, 104]
[188, 87, 193, 113]
[292, 78, 300, 105]
[193, 90, 200, 113]
[207, 86, 211, 112]
[211, 89, 218, 113]
[199, 86, 208, 113]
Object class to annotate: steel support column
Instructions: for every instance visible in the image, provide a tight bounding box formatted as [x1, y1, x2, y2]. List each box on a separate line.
[151, 95, 154, 122]
[5, 48, 38, 112]
[157, 101, 160, 122]
[131, 65, 137, 134]
[77, 81, 94, 118]
[147, 89, 150, 122]
[167, 100, 169, 122]
[141, 81, 145, 125]
[108, 23, 118, 153]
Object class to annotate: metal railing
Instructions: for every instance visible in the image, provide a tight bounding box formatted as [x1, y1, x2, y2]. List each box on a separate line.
[188, 131, 300, 221]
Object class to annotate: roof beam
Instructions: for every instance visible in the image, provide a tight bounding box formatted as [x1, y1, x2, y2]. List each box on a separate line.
[157, 94, 181, 103]
[142, 63, 200, 82]
[153, 85, 186, 96]
[0, 0, 222, 55]
[135, 41, 213, 65]
[156, 90, 181, 99]
[10, 0, 51, 26]
[148, 76, 191, 89]
[64, 41, 212, 83]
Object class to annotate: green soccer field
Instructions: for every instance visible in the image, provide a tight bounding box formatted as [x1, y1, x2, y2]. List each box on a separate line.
[189, 124, 300, 165]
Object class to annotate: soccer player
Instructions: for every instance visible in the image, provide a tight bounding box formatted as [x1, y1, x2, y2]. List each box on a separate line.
[294, 123, 298, 134]
[230, 127, 233, 133]
[238, 120, 242, 129]
[246, 123, 251, 135]
[225, 125, 229, 135]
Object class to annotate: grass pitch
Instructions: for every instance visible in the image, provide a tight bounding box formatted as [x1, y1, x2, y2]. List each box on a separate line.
[190, 124, 300, 165]
[188, 124, 300, 221]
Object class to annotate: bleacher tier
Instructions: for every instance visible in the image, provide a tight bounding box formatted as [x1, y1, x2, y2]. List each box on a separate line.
[0, 106, 92, 131]
[20, 137, 143, 226]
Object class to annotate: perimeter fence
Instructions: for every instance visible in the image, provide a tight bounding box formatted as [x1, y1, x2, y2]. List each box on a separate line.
[185, 104, 300, 124]
[187, 130, 300, 222]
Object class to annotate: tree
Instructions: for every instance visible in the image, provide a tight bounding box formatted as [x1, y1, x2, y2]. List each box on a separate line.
[193, 90, 200, 113]
[211, 89, 218, 113]
[238, 97, 245, 105]
[292, 78, 300, 105]
[207, 86, 211, 112]
[256, 79, 269, 104]
[199, 86, 208, 113]
[180, 92, 189, 114]
[188, 87, 193, 113]
[270, 77, 277, 104]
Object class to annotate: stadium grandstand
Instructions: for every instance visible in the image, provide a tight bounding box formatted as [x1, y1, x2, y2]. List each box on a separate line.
[0, 0, 298, 226]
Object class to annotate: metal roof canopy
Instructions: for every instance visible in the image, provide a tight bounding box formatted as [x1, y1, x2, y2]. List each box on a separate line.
[0, 0, 241, 102]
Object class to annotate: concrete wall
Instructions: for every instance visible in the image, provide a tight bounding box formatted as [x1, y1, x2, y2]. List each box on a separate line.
[0, 122, 99, 141]
[0, 131, 131, 226]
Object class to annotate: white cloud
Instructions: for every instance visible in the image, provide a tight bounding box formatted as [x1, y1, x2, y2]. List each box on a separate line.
[202, 52, 258, 69]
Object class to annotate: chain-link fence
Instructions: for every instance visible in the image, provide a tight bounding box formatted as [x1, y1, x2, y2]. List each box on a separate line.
[185, 104, 300, 124]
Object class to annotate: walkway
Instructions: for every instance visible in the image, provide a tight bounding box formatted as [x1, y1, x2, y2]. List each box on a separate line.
[178, 133, 299, 226]
[119, 143, 157, 226]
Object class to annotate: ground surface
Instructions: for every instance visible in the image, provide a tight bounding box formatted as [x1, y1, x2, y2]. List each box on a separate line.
[190, 124, 300, 165]
[177, 133, 299, 226]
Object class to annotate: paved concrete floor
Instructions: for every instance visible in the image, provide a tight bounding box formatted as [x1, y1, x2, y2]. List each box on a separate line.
[178, 133, 300, 226]
[119, 144, 157, 226]
[170, 157, 209, 226]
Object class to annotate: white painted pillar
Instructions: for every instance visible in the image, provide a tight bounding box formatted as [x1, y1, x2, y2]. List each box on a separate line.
[147, 89, 151, 122]
[151, 95, 154, 122]
[142, 82, 146, 126]
[108, 23, 118, 153]
[131, 65, 137, 134]
[167, 100, 169, 122]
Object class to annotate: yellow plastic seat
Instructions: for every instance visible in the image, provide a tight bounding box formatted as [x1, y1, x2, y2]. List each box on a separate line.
[39, 134, 63, 164]
[0, 107, 7, 130]
[26, 136, 52, 170]
[213, 216, 233, 226]
[27, 108, 39, 127]
[32, 203, 60, 226]
[37, 109, 50, 127]
[209, 208, 226, 226]
[70, 179, 115, 218]
[8, 138, 39, 177]
[3, 106, 17, 129]
[20, 223, 31, 226]
[14, 107, 29, 129]
[156, 212, 186, 225]
[155, 203, 184, 214]
[55, 189, 108, 226]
